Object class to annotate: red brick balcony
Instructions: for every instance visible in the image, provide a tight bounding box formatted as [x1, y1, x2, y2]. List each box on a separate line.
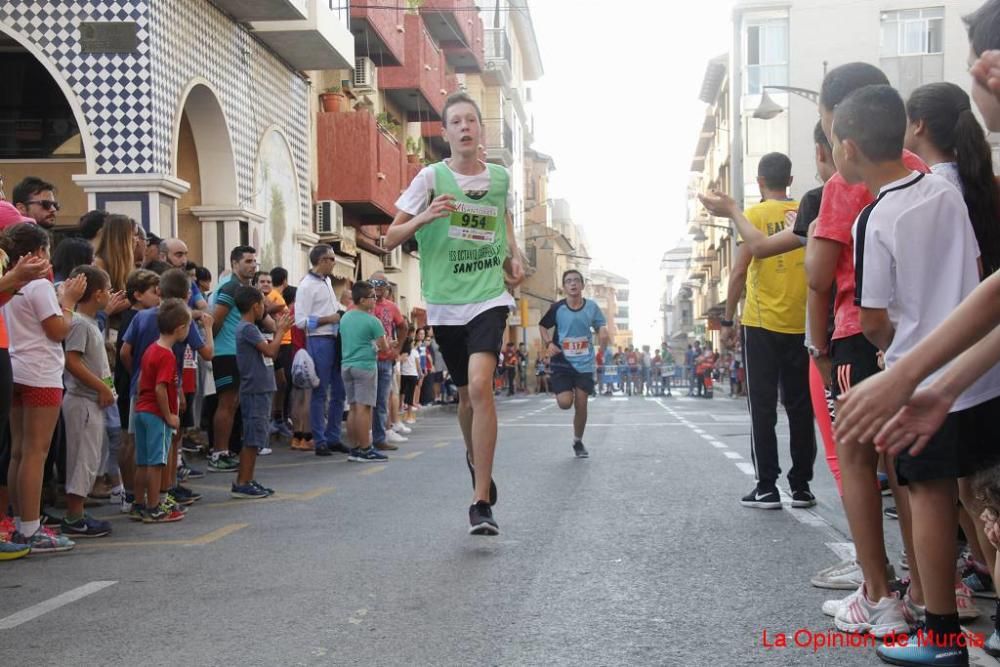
[350, 0, 406, 66]
[317, 112, 403, 221]
[421, 0, 485, 72]
[379, 13, 456, 121]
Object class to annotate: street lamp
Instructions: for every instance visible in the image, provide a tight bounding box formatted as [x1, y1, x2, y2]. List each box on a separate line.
[687, 222, 733, 243]
[752, 85, 821, 120]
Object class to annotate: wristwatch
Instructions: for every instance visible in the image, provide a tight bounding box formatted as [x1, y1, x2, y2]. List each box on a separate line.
[720, 319, 734, 327]
[807, 343, 829, 358]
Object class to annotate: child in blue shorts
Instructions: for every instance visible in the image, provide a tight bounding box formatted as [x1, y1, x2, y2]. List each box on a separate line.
[133, 299, 189, 523]
[232, 285, 292, 499]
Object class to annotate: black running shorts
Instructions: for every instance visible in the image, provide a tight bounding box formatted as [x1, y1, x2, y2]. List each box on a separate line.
[433, 306, 509, 387]
[896, 395, 1000, 485]
[549, 368, 595, 396]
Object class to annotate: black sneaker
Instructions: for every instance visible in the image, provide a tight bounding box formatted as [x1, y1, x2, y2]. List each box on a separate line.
[572, 441, 589, 458]
[468, 501, 499, 536]
[327, 442, 350, 454]
[167, 485, 201, 505]
[791, 488, 816, 508]
[740, 486, 781, 509]
[465, 452, 497, 506]
[884, 506, 898, 520]
[315, 446, 332, 457]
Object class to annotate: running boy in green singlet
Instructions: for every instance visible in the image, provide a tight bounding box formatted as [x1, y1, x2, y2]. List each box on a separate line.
[386, 92, 525, 536]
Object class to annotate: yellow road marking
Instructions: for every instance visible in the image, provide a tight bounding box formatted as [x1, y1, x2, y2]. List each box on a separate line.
[358, 465, 386, 476]
[432, 441, 450, 449]
[296, 486, 336, 501]
[399, 451, 424, 460]
[258, 457, 341, 470]
[74, 523, 248, 549]
[93, 485, 336, 521]
[187, 523, 249, 545]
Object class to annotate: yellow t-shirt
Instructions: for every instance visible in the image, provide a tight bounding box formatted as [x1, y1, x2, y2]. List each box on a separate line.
[741, 198, 806, 334]
[266, 289, 291, 345]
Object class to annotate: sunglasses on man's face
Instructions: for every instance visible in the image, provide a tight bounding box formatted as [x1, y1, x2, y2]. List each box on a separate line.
[370, 280, 388, 287]
[27, 200, 59, 211]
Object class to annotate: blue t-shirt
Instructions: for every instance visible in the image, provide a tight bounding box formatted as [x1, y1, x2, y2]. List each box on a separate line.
[539, 298, 606, 374]
[236, 320, 276, 395]
[210, 274, 244, 357]
[189, 282, 205, 310]
[122, 306, 204, 398]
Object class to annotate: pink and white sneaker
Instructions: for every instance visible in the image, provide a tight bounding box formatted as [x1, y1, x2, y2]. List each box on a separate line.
[834, 583, 910, 637]
[956, 581, 980, 620]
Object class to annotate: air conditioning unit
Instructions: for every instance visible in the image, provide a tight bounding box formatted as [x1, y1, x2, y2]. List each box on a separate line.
[354, 57, 377, 92]
[379, 235, 403, 272]
[314, 200, 343, 238]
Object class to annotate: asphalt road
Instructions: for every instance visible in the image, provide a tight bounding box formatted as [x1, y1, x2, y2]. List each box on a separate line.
[1, 391, 996, 666]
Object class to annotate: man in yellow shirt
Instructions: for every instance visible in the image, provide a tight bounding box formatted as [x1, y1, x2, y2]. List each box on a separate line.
[721, 152, 816, 510]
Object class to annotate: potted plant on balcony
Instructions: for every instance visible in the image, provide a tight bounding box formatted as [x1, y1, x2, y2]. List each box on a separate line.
[405, 136, 423, 164]
[376, 111, 402, 139]
[405, 0, 425, 14]
[320, 85, 345, 112]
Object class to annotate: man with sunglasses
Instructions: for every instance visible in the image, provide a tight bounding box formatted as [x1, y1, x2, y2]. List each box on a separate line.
[294, 245, 348, 456]
[368, 272, 408, 451]
[12, 177, 58, 229]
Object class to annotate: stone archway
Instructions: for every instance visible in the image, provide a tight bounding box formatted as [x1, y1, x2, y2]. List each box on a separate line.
[0, 26, 95, 233]
[172, 79, 239, 270]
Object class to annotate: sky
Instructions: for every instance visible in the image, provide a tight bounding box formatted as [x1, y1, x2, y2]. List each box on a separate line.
[528, 0, 735, 346]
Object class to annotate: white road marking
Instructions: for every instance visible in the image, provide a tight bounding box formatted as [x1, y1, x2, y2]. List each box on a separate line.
[505, 399, 529, 404]
[710, 442, 728, 449]
[735, 462, 756, 475]
[723, 451, 743, 460]
[0, 580, 117, 630]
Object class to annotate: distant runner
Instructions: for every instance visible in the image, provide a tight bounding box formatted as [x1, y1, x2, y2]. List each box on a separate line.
[539, 270, 609, 458]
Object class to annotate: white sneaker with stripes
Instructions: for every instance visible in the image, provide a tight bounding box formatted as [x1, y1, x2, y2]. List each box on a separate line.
[834, 583, 909, 637]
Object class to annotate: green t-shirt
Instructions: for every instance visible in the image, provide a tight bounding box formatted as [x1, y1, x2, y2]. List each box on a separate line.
[339, 310, 386, 371]
[414, 162, 509, 305]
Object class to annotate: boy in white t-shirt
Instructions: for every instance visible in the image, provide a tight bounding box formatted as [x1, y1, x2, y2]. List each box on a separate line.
[385, 92, 525, 536]
[837, 84, 1000, 663]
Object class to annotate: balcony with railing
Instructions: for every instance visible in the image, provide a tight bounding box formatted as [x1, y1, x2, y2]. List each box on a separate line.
[212, 0, 307, 21]
[483, 116, 513, 167]
[420, 0, 485, 72]
[316, 112, 403, 221]
[350, 0, 406, 66]
[483, 27, 512, 87]
[251, 0, 353, 70]
[379, 13, 455, 120]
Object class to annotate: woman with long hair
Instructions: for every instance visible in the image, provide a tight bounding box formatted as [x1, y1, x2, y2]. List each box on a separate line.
[95, 214, 139, 292]
[2, 223, 86, 552]
[906, 81, 1000, 276]
[904, 80, 1000, 609]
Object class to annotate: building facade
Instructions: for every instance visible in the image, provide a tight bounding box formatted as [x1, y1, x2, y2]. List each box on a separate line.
[0, 0, 354, 281]
[731, 0, 987, 205]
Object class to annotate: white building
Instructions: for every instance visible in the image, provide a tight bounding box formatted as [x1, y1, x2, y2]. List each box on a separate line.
[731, 0, 987, 204]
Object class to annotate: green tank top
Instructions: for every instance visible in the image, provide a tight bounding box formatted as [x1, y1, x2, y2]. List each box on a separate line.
[415, 162, 509, 305]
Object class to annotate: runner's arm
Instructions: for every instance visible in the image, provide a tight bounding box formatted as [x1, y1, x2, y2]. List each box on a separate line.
[597, 326, 610, 347]
[384, 195, 456, 250]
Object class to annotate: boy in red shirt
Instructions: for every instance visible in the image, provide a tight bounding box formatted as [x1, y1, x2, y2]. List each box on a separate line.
[132, 299, 190, 523]
[806, 62, 928, 626]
